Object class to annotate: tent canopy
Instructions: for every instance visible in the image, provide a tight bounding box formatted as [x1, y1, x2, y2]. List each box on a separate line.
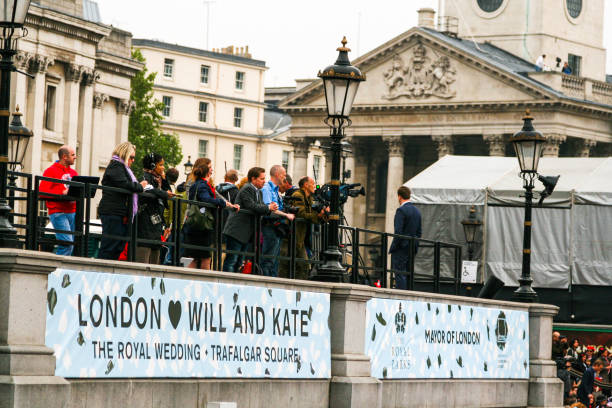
[406, 155, 612, 206]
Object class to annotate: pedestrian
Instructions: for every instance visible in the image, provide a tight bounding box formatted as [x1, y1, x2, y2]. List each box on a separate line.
[577, 359, 604, 405]
[216, 169, 239, 203]
[135, 153, 174, 264]
[562, 62, 573, 75]
[291, 176, 328, 279]
[98, 142, 147, 260]
[388, 186, 422, 289]
[184, 158, 239, 270]
[39, 145, 78, 256]
[260, 165, 295, 277]
[535, 54, 546, 71]
[222, 167, 276, 273]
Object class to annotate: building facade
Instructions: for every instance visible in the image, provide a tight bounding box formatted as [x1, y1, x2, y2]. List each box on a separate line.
[15, 0, 141, 180]
[132, 40, 325, 183]
[280, 2, 612, 232]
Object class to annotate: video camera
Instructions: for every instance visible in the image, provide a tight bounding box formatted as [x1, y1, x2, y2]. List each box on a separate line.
[312, 183, 366, 213]
[282, 195, 300, 215]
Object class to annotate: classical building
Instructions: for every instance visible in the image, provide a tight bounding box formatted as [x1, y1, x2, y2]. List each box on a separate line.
[132, 40, 325, 183]
[15, 0, 141, 180]
[279, 1, 612, 232]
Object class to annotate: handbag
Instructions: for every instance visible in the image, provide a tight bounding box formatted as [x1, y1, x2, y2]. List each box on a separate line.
[184, 182, 214, 231]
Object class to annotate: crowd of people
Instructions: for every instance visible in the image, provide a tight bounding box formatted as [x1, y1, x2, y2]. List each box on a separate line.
[535, 54, 573, 74]
[551, 331, 612, 407]
[39, 142, 331, 278]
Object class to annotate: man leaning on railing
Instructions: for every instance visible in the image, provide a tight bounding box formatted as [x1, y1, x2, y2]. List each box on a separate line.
[39, 145, 78, 256]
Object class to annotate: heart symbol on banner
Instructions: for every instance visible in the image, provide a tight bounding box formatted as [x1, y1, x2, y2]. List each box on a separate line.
[168, 300, 182, 329]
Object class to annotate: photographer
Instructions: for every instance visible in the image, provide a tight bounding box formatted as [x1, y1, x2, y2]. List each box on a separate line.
[292, 176, 327, 280]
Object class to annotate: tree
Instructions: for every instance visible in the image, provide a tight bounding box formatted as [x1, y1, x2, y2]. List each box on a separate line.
[128, 48, 182, 177]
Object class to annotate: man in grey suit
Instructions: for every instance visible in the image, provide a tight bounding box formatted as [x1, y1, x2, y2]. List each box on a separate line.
[222, 167, 277, 272]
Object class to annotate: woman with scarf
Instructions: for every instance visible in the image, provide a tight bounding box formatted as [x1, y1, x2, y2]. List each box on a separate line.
[184, 158, 239, 269]
[136, 153, 174, 264]
[98, 142, 147, 260]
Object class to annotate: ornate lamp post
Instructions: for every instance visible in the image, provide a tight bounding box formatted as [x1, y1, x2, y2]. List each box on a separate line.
[0, 0, 32, 246]
[7, 105, 32, 218]
[509, 109, 545, 302]
[183, 155, 193, 176]
[310, 37, 365, 282]
[461, 205, 482, 261]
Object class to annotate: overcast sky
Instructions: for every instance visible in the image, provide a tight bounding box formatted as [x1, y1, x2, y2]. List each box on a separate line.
[96, 0, 612, 87]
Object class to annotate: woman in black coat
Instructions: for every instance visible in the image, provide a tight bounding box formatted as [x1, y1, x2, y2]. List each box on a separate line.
[136, 153, 174, 264]
[98, 142, 147, 260]
[184, 158, 239, 269]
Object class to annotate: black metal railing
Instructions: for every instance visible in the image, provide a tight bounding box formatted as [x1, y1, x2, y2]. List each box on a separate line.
[7, 172, 463, 293]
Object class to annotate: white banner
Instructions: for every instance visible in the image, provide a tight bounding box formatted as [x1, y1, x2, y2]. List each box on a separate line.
[365, 298, 529, 379]
[45, 269, 330, 378]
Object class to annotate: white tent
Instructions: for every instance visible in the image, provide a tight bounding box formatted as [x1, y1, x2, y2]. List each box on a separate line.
[405, 155, 612, 289]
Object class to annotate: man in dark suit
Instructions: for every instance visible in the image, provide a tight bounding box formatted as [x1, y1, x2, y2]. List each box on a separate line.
[389, 186, 422, 289]
[222, 167, 277, 272]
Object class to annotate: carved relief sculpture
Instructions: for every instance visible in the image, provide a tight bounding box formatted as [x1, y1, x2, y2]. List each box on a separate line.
[383, 43, 457, 100]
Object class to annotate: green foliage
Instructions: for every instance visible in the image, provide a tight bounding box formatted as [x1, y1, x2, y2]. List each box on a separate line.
[128, 48, 182, 178]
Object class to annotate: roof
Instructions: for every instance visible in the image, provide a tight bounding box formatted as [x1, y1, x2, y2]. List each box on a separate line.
[82, 0, 101, 23]
[263, 109, 291, 132]
[406, 155, 612, 206]
[132, 39, 267, 68]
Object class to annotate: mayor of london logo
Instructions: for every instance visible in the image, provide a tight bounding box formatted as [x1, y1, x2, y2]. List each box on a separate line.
[395, 303, 406, 333]
[495, 311, 508, 350]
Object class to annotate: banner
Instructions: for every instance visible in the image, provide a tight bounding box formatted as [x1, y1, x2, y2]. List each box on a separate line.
[365, 298, 529, 379]
[45, 269, 330, 378]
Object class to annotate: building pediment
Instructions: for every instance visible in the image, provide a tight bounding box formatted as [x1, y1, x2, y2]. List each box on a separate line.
[280, 27, 556, 111]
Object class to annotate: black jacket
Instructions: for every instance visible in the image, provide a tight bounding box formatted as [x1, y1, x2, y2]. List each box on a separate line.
[216, 182, 239, 204]
[223, 183, 271, 244]
[137, 171, 170, 248]
[98, 160, 144, 217]
[389, 202, 422, 254]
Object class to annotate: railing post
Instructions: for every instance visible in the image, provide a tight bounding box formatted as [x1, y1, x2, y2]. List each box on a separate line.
[433, 242, 441, 293]
[172, 198, 180, 267]
[408, 237, 415, 291]
[381, 233, 388, 289]
[83, 182, 91, 257]
[32, 176, 40, 251]
[74, 183, 85, 258]
[215, 206, 222, 270]
[25, 174, 33, 250]
[351, 227, 359, 284]
[127, 195, 136, 262]
[254, 215, 261, 274]
[455, 245, 462, 295]
[289, 219, 296, 279]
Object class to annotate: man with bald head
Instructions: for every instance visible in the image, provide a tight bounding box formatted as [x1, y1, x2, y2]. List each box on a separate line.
[40, 145, 78, 256]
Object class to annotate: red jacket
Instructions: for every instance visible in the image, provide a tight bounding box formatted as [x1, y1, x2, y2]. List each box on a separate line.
[40, 162, 78, 214]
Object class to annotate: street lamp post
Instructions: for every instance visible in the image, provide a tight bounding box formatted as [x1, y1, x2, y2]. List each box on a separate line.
[461, 205, 482, 261]
[310, 37, 365, 282]
[509, 109, 546, 303]
[7, 105, 32, 221]
[183, 155, 193, 176]
[0, 0, 32, 246]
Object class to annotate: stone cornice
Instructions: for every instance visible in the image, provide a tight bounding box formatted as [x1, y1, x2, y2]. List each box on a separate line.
[95, 51, 143, 78]
[26, 4, 111, 44]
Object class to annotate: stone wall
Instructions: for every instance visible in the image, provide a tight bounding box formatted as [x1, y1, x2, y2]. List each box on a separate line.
[0, 250, 563, 408]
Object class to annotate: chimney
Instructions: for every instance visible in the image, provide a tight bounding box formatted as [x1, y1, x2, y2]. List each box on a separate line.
[417, 8, 436, 29]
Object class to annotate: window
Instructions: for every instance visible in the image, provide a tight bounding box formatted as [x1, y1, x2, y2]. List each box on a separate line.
[200, 65, 209, 84]
[198, 140, 208, 157]
[281, 150, 290, 170]
[313, 155, 321, 183]
[38, 200, 48, 219]
[566, 0, 582, 18]
[163, 58, 174, 78]
[233, 144, 243, 170]
[235, 71, 245, 90]
[44, 85, 56, 131]
[477, 0, 503, 12]
[568, 54, 582, 76]
[162, 96, 172, 117]
[198, 102, 208, 122]
[233, 107, 243, 128]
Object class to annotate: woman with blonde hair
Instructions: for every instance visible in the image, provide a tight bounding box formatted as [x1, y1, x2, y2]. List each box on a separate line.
[183, 158, 239, 269]
[98, 142, 148, 260]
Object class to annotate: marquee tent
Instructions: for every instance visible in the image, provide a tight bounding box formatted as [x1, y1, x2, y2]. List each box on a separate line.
[404, 155, 612, 290]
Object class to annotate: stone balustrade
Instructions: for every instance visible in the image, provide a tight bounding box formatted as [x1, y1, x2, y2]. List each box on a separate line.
[528, 71, 612, 105]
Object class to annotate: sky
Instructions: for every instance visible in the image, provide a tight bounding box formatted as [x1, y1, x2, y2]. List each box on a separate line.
[96, 0, 612, 87]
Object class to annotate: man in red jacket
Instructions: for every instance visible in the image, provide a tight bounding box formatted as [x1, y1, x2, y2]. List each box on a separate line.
[39, 145, 78, 255]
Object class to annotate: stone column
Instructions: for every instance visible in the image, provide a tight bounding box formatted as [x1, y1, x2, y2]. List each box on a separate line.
[0, 251, 70, 407]
[24, 55, 54, 175]
[527, 304, 564, 408]
[64, 64, 84, 148]
[432, 134, 454, 158]
[324, 147, 333, 184]
[577, 139, 596, 157]
[290, 137, 311, 180]
[351, 140, 368, 230]
[483, 134, 506, 157]
[11, 51, 31, 116]
[383, 136, 404, 235]
[115, 99, 133, 147]
[542, 134, 566, 157]
[77, 69, 97, 175]
[329, 287, 381, 408]
[91, 92, 109, 176]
